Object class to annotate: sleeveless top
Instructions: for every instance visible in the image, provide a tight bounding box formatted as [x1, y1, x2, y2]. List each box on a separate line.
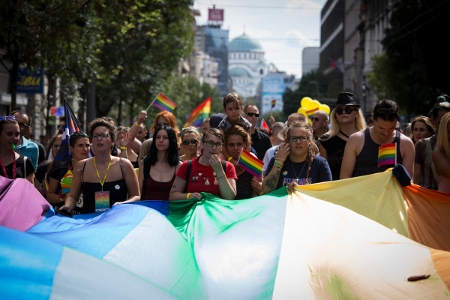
[354, 128, 402, 177]
[235, 170, 254, 200]
[319, 134, 347, 180]
[143, 170, 176, 200]
[79, 158, 128, 214]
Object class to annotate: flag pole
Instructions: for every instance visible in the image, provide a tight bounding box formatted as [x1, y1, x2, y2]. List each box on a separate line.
[145, 94, 159, 112]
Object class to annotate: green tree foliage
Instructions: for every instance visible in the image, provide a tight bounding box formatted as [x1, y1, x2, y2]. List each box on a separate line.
[0, 0, 92, 109]
[369, 0, 450, 114]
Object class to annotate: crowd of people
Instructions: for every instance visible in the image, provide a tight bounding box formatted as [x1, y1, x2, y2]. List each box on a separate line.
[1, 91, 449, 215]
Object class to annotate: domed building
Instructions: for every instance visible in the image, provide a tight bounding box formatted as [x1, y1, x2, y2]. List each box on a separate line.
[228, 33, 270, 99]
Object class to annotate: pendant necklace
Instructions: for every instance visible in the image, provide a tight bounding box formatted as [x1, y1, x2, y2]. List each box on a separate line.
[339, 131, 350, 138]
[291, 160, 306, 179]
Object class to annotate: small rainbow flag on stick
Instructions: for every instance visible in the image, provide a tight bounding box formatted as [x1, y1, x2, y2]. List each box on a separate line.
[378, 143, 397, 168]
[238, 149, 264, 178]
[271, 99, 276, 109]
[146, 92, 177, 113]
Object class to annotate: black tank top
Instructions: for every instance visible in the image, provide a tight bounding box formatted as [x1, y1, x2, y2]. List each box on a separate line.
[80, 158, 128, 214]
[319, 134, 347, 180]
[354, 128, 402, 177]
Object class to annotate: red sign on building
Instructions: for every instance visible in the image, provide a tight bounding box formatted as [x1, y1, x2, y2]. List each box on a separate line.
[208, 9, 224, 22]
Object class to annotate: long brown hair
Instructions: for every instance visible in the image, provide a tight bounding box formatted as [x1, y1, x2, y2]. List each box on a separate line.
[284, 121, 318, 184]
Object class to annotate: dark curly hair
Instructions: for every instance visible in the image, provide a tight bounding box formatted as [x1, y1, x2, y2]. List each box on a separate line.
[88, 118, 116, 144]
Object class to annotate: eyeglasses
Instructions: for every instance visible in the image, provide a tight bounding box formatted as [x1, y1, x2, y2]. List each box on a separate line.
[0, 116, 15, 121]
[92, 133, 110, 140]
[289, 136, 308, 142]
[182, 139, 198, 146]
[246, 112, 260, 118]
[53, 144, 61, 148]
[311, 117, 320, 122]
[375, 108, 397, 114]
[204, 140, 223, 148]
[335, 107, 357, 115]
[18, 122, 30, 128]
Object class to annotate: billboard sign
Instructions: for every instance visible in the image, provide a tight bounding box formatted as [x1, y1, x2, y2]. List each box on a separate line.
[208, 9, 224, 22]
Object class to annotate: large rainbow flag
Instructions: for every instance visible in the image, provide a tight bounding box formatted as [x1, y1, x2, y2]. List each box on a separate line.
[1, 168, 450, 299]
[184, 97, 211, 127]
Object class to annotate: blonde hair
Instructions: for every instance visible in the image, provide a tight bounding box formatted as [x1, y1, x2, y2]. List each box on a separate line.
[138, 138, 153, 162]
[321, 106, 366, 141]
[436, 112, 450, 161]
[284, 121, 318, 184]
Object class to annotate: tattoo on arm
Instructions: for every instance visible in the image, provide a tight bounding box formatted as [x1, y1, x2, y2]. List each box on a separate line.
[266, 170, 280, 189]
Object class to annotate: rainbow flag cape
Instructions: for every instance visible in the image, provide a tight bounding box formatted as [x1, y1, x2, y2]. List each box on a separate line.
[184, 97, 211, 127]
[1, 169, 450, 299]
[306, 108, 318, 119]
[238, 149, 264, 177]
[378, 142, 397, 168]
[271, 99, 276, 109]
[150, 93, 177, 112]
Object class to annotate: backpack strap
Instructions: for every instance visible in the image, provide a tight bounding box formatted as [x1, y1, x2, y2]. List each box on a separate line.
[183, 160, 226, 193]
[183, 160, 192, 193]
[141, 156, 152, 197]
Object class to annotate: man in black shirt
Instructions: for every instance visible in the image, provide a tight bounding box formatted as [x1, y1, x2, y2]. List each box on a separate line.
[243, 104, 272, 161]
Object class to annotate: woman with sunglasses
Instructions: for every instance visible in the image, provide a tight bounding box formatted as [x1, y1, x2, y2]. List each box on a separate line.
[47, 132, 90, 213]
[0, 116, 35, 183]
[139, 125, 181, 200]
[59, 118, 140, 215]
[178, 126, 201, 161]
[319, 92, 367, 180]
[169, 128, 237, 200]
[222, 125, 262, 199]
[263, 121, 331, 194]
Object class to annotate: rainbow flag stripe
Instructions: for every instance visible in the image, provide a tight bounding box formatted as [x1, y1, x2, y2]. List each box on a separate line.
[378, 143, 396, 168]
[185, 97, 211, 127]
[153, 93, 177, 112]
[271, 99, 276, 109]
[238, 149, 264, 177]
[306, 108, 318, 119]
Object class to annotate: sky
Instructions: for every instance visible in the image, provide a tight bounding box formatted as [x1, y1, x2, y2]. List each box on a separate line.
[192, 0, 327, 79]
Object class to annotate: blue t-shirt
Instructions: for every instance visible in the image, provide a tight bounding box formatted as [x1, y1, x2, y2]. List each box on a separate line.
[264, 155, 332, 189]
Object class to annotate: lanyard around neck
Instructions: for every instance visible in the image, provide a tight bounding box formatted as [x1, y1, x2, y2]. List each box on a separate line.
[94, 156, 112, 191]
[0, 154, 16, 179]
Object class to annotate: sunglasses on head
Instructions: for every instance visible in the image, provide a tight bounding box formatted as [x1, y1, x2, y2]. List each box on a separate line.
[246, 112, 259, 118]
[0, 116, 15, 121]
[182, 139, 198, 146]
[375, 108, 397, 114]
[156, 122, 169, 128]
[335, 107, 357, 115]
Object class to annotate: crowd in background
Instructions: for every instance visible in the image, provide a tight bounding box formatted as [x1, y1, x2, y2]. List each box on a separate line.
[1, 92, 449, 216]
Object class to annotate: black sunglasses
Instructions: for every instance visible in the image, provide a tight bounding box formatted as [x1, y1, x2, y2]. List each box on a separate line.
[246, 112, 259, 118]
[18, 122, 30, 128]
[182, 139, 198, 146]
[311, 117, 320, 122]
[335, 107, 357, 115]
[375, 108, 397, 114]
